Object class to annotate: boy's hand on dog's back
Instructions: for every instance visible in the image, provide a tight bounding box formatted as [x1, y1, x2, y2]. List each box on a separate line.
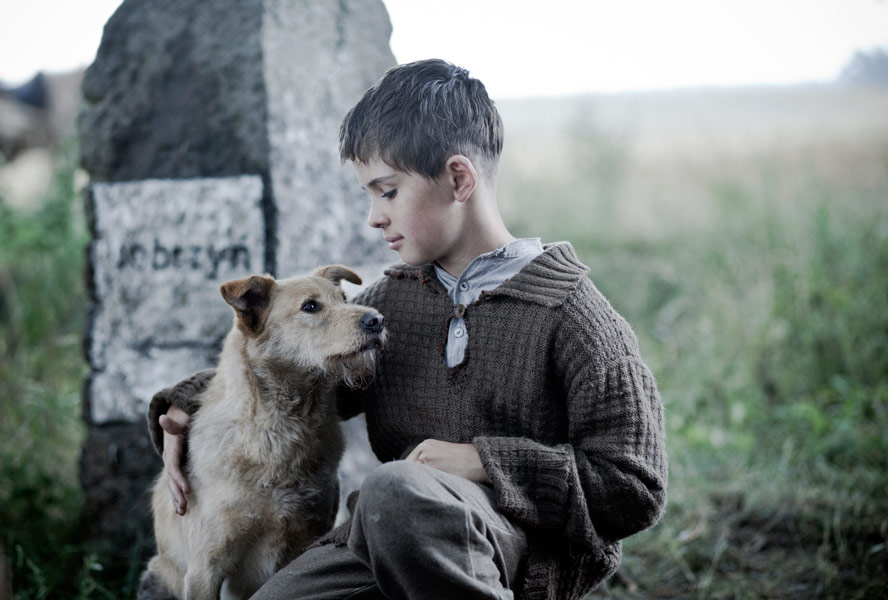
[160, 405, 191, 515]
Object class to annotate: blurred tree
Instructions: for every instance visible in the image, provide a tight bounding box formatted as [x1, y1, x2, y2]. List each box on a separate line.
[839, 47, 888, 85]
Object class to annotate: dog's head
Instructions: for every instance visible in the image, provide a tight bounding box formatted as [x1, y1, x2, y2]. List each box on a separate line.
[220, 265, 385, 387]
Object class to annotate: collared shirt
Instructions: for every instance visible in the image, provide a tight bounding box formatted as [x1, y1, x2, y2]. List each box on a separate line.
[434, 238, 544, 366]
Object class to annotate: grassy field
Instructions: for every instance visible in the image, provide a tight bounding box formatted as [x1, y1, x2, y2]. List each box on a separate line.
[1, 84, 887, 598]
[0, 141, 102, 598]
[498, 85, 888, 599]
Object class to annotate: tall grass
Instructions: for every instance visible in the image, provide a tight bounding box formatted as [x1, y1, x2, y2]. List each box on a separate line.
[0, 142, 118, 599]
[502, 109, 888, 598]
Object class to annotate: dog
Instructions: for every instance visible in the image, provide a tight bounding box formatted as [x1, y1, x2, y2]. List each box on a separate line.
[139, 265, 385, 600]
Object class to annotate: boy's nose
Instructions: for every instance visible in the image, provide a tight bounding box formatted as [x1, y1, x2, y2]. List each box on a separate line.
[367, 199, 388, 229]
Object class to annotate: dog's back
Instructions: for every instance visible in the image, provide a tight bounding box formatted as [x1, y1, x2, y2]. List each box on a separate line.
[141, 266, 384, 600]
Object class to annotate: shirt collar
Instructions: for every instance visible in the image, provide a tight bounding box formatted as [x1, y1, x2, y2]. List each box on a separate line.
[434, 238, 543, 288]
[384, 241, 588, 307]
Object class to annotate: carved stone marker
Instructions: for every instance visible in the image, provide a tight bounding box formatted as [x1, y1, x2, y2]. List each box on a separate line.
[78, 0, 394, 569]
[87, 176, 265, 423]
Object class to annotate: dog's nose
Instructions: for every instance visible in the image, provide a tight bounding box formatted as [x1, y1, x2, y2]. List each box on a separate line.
[359, 312, 384, 334]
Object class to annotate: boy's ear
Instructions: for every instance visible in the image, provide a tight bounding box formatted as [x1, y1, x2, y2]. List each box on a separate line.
[313, 264, 362, 286]
[445, 155, 478, 203]
[220, 274, 276, 333]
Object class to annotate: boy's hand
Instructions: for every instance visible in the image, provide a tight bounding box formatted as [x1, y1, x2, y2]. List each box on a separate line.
[405, 439, 490, 483]
[159, 405, 191, 515]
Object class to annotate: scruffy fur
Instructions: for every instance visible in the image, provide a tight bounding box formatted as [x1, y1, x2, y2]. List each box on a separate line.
[141, 265, 385, 600]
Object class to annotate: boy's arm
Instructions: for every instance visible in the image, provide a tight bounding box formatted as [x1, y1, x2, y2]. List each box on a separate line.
[474, 288, 668, 552]
[147, 368, 215, 455]
[147, 368, 215, 514]
[159, 405, 192, 515]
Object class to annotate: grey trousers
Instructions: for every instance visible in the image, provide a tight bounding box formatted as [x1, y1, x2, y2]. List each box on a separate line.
[250, 461, 528, 600]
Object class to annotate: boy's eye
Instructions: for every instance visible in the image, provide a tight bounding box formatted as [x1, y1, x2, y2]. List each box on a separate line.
[381, 189, 397, 199]
[301, 300, 321, 313]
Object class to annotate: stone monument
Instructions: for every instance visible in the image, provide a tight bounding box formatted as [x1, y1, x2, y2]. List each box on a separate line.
[78, 0, 394, 570]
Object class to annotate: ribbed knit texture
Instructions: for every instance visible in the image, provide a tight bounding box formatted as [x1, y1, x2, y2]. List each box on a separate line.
[149, 242, 668, 599]
[148, 368, 214, 456]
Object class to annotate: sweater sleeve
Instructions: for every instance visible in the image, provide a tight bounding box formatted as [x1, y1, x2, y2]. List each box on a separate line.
[146, 368, 215, 456]
[473, 286, 667, 551]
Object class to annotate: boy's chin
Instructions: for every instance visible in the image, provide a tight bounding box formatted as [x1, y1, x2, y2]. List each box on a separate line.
[392, 243, 439, 267]
[395, 250, 425, 266]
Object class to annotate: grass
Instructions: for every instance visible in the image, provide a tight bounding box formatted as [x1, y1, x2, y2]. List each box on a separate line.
[2, 87, 887, 598]
[499, 98, 888, 597]
[0, 141, 118, 599]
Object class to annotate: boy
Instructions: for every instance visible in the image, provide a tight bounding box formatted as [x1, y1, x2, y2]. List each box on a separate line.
[146, 59, 667, 600]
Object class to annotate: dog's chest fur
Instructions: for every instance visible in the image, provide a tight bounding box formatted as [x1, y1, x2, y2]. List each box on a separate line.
[185, 345, 344, 548]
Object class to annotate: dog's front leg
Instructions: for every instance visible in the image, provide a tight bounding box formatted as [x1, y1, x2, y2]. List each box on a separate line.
[183, 563, 223, 600]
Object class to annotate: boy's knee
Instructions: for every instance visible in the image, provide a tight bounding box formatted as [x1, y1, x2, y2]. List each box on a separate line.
[359, 460, 430, 512]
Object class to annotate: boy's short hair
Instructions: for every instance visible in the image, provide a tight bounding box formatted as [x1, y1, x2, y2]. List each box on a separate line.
[339, 59, 504, 179]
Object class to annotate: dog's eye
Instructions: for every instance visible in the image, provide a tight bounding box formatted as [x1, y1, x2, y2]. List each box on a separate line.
[301, 300, 321, 313]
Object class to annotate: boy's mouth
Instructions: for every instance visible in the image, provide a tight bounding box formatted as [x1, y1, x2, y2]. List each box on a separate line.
[385, 236, 403, 251]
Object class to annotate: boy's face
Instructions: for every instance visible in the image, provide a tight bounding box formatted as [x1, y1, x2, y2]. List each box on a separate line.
[353, 159, 462, 267]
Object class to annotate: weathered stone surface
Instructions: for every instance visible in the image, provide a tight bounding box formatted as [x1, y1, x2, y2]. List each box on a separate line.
[78, 0, 397, 567]
[262, 0, 394, 275]
[86, 176, 264, 423]
[79, 0, 269, 182]
[88, 177, 264, 355]
[79, 421, 160, 570]
[88, 346, 219, 423]
[79, 0, 395, 274]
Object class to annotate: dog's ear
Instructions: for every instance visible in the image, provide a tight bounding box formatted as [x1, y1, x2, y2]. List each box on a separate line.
[221, 274, 275, 332]
[313, 265, 362, 286]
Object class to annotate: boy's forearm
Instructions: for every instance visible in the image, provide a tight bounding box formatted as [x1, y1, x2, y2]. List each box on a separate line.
[473, 356, 667, 549]
[474, 433, 666, 549]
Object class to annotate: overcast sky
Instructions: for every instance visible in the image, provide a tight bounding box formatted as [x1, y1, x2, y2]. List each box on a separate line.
[1, 0, 886, 98]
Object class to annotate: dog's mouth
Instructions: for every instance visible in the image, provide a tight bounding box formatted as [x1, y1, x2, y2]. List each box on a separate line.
[358, 327, 386, 352]
[362, 336, 384, 351]
[326, 331, 385, 389]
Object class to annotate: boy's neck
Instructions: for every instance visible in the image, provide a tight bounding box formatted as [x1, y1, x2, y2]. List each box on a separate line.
[437, 219, 515, 278]
[436, 180, 516, 277]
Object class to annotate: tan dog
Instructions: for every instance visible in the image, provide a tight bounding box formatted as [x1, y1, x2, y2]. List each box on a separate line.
[140, 265, 385, 600]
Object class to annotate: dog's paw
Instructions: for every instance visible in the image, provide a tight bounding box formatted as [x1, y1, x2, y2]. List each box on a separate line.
[137, 569, 178, 600]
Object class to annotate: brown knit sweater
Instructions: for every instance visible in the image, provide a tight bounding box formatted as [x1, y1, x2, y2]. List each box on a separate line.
[149, 242, 667, 600]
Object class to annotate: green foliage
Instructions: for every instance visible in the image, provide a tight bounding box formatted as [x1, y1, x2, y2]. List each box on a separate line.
[0, 141, 93, 599]
[758, 194, 888, 473]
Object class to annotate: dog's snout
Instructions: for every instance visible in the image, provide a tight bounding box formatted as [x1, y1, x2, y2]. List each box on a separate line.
[360, 312, 385, 334]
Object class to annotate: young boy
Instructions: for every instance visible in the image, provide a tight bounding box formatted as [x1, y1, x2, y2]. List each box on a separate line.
[147, 59, 667, 600]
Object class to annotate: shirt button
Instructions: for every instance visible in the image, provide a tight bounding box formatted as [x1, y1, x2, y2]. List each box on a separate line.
[459, 281, 469, 292]
[454, 327, 465, 338]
